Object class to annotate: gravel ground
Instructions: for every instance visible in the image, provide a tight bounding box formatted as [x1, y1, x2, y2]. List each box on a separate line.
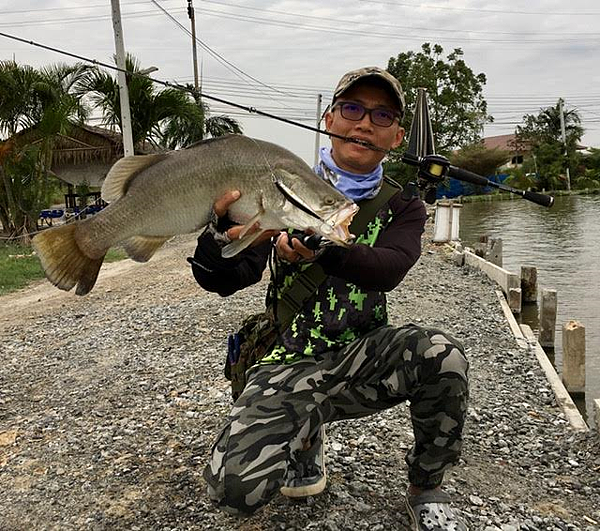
[1, 222, 599, 531]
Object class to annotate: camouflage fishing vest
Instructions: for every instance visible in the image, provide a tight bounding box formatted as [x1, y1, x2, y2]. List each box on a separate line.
[259, 205, 395, 365]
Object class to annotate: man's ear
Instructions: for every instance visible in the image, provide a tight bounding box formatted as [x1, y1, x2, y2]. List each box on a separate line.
[324, 111, 334, 130]
[391, 127, 405, 150]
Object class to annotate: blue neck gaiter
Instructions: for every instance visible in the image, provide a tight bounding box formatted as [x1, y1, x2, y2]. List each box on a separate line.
[314, 147, 383, 202]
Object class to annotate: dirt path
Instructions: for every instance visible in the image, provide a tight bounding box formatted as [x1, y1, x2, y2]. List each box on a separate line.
[1, 234, 599, 531]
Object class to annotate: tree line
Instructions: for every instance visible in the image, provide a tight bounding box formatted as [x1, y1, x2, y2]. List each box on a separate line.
[2, 44, 600, 241]
[383, 43, 600, 194]
[0, 54, 241, 240]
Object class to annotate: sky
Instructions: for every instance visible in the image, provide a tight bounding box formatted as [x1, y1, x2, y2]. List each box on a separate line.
[2, 0, 600, 165]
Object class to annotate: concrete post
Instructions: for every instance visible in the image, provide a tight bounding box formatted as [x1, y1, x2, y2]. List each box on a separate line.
[508, 288, 522, 315]
[433, 202, 462, 242]
[487, 237, 503, 267]
[521, 266, 538, 303]
[111, 0, 134, 157]
[562, 320, 586, 395]
[539, 289, 557, 348]
[594, 399, 600, 431]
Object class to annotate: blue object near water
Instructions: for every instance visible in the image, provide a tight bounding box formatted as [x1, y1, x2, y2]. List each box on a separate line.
[39, 209, 65, 219]
[437, 173, 509, 199]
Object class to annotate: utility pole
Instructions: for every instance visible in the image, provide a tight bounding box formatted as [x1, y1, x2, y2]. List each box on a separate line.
[110, 0, 134, 157]
[187, 0, 200, 91]
[559, 98, 571, 191]
[313, 93, 323, 166]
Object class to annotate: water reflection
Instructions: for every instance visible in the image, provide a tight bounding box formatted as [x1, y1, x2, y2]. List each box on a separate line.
[459, 195, 600, 425]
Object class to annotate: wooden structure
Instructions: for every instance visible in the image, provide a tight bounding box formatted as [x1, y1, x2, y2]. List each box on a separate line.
[50, 124, 124, 188]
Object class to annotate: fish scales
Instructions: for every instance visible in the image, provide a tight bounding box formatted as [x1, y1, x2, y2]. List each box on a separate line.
[32, 135, 358, 295]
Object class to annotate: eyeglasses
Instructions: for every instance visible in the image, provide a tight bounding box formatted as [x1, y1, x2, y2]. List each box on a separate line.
[333, 101, 400, 128]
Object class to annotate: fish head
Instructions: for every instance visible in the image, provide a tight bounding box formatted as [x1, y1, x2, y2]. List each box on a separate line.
[271, 167, 358, 246]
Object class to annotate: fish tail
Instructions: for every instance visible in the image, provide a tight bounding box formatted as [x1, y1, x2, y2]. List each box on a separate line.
[32, 223, 106, 296]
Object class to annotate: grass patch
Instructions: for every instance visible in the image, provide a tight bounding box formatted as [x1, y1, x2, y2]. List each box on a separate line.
[0, 242, 127, 297]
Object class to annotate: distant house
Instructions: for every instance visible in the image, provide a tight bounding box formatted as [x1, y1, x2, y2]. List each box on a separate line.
[482, 133, 530, 169]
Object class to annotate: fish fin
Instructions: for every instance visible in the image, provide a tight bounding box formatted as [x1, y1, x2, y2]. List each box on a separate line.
[101, 153, 168, 203]
[121, 235, 170, 262]
[32, 224, 106, 296]
[237, 210, 264, 239]
[221, 230, 267, 258]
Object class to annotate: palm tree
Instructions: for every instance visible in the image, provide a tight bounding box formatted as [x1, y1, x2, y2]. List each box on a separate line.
[161, 85, 241, 150]
[85, 56, 241, 151]
[0, 61, 92, 239]
[516, 100, 584, 191]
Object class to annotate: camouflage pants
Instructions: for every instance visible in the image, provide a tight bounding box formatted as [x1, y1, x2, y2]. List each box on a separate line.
[204, 324, 469, 515]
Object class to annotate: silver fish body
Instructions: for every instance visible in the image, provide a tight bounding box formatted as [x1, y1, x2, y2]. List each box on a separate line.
[32, 135, 357, 295]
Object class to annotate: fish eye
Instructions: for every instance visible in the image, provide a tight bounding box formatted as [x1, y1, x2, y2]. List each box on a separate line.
[323, 196, 336, 206]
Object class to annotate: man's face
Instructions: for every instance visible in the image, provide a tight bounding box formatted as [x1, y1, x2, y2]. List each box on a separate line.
[325, 81, 405, 174]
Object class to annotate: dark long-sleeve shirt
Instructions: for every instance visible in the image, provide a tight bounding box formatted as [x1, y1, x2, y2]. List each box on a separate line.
[191, 187, 426, 362]
[191, 190, 426, 297]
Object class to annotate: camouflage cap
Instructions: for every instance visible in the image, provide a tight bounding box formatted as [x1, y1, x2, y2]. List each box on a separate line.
[332, 66, 405, 117]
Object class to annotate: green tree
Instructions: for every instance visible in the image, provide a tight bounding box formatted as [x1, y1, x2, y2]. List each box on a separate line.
[160, 85, 241, 150]
[0, 60, 92, 239]
[384, 43, 490, 187]
[515, 100, 584, 191]
[85, 56, 241, 150]
[577, 147, 600, 189]
[449, 143, 510, 178]
[387, 43, 490, 154]
[444, 143, 512, 195]
[503, 164, 539, 191]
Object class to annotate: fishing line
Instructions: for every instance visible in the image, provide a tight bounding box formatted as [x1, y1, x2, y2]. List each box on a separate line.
[0, 31, 389, 154]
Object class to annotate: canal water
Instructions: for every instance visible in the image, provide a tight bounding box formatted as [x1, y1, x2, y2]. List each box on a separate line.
[458, 194, 600, 426]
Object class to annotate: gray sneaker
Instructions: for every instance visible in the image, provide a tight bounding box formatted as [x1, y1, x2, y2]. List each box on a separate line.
[405, 489, 467, 531]
[280, 426, 327, 498]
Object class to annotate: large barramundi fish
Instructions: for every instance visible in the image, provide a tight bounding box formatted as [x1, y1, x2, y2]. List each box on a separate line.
[32, 135, 358, 296]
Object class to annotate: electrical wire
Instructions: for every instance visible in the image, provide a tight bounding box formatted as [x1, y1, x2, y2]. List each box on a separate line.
[200, 0, 600, 37]
[147, 0, 293, 101]
[0, 31, 362, 150]
[355, 0, 600, 17]
[1, 31, 597, 142]
[3, 2, 600, 44]
[194, 8, 600, 44]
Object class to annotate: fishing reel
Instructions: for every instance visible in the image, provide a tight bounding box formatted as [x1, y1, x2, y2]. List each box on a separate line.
[401, 152, 554, 207]
[401, 153, 451, 204]
[288, 231, 326, 251]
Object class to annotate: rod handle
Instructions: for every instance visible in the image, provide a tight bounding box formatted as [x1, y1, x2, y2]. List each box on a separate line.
[523, 190, 554, 207]
[447, 165, 489, 186]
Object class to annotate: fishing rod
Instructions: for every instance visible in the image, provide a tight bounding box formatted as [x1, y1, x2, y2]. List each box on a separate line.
[400, 152, 555, 207]
[0, 31, 356, 146]
[0, 31, 555, 209]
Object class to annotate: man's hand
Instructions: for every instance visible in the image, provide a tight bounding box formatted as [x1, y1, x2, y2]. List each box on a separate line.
[212, 190, 278, 246]
[275, 232, 317, 263]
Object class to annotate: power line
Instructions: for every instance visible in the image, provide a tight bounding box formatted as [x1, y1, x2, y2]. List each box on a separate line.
[0, 31, 359, 148]
[4, 3, 600, 44]
[0, 9, 180, 29]
[1, 1, 168, 15]
[194, 7, 600, 44]
[355, 0, 600, 17]
[147, 0, 293, 101]
[4, 0, 600, 18]
[201, 0, 600, 37]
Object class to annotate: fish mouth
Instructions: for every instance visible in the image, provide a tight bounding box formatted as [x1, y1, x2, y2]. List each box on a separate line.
[322, 203, 359, 245]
